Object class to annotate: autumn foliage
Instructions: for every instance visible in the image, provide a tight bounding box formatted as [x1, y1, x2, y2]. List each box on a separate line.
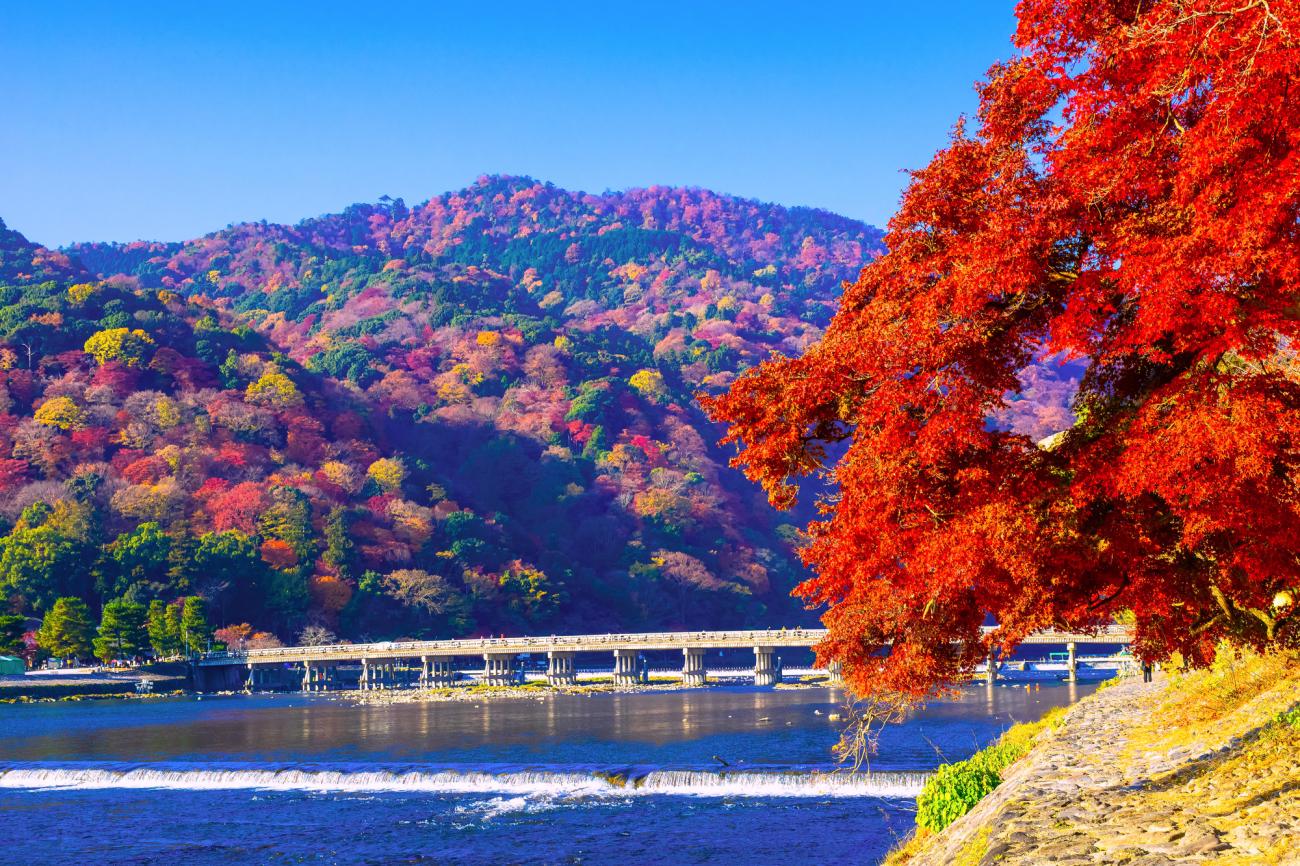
[706, 1, 1300, 699]
[0, 177, 884, 645]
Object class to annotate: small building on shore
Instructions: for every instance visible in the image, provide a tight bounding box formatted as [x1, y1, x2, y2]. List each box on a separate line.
[0, 655, 25, 676]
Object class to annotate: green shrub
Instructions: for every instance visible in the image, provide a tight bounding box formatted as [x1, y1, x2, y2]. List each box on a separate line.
[916, 759, 1002, 831]
[915, 709, 1065, 832]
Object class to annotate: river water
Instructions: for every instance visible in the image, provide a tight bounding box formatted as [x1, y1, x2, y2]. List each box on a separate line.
[0, 682, 1093, 865]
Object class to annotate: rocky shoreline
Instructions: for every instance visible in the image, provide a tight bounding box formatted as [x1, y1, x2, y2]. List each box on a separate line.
[892, 656, 1300, 865]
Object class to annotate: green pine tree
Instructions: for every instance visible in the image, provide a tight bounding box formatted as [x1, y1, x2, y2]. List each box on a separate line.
[163, 603, 183, 657]
[35, 597, 93, 662]
[180, 596, 212, 654]
[93, 598, 147, 663]
[581, 424, 608, 460]
[146, 599, 172, 657]
[166, 521, 197, 594]
[0, 613, 26, 656]
[106, 522, 170, 599]
[323, 507, 356, 583]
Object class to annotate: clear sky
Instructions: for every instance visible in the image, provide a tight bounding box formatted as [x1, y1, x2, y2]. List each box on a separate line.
[2, 1, 1019, 247]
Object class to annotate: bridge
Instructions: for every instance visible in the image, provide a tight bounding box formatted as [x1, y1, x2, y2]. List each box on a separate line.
[193, 625, 1135, 693]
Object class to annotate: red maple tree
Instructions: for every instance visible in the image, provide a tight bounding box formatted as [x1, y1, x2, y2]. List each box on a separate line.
[705, 1, 1300, 700]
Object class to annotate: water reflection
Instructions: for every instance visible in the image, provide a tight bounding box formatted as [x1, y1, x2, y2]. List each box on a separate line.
[0, 683, 1096, 769]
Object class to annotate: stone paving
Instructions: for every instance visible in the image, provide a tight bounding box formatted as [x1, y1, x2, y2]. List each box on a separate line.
[907, 675, 1300, 865]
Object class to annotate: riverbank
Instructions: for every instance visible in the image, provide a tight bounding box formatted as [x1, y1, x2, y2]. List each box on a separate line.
[886, 649, 1300, 865]
[0, 662, 190, 701]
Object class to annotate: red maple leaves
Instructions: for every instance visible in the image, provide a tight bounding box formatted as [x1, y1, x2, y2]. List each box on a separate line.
[706, 0, 1300, 699]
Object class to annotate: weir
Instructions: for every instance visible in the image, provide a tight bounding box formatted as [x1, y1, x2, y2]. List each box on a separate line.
[0, 760, 931, 799]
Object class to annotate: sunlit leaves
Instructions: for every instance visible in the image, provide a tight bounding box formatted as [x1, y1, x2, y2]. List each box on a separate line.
[708, 0, 1300, 699]
[83, 327, 155, 367]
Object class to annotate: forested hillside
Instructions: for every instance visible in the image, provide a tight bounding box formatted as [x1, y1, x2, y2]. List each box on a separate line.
[0, 177, 887, 647]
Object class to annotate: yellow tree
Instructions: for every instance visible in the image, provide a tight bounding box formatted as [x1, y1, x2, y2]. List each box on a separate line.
[67, 282, 100, 305]
[246, 366, 304, 408]
[367, 457, 406, 493]
[629, 369, 668, 403]
[34, 396, 85, 430]
[84, 328, 156, 366]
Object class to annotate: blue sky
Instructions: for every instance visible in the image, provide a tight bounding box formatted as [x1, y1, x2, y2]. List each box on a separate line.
[2, 2, 1018, 247]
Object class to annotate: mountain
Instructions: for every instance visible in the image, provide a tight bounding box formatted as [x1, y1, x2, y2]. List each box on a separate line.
[0, 178, 883, 643]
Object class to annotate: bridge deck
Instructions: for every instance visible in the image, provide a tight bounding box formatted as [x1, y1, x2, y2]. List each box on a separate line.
[197, 625, 1134, 667]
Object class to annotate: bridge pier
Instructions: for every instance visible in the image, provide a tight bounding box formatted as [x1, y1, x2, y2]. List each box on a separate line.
[682, 647, 707, 687]
[482, 652, 516, 686]
[1067, 642, 1078, 683]
[399, 659, 417, 688]
[420, 655, 455, 687]
[361, 658, 392, 690]
[547, 650, 576, 686]
[302, 661, 335, 692]
[437, 658, 456, 685]
[753, 646, 779, 686]
[247, 663, 290, 691]
[613, 649, 640, 687]
[986, 649, 999, 685]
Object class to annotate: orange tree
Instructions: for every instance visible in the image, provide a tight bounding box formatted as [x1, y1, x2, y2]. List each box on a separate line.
[704, 1, 1300, 701]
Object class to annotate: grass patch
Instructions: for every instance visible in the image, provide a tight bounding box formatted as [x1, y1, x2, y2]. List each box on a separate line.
[1140, 675, 1300, 864]
[879, 827, 933, 866]
[1127, 645, 1300, 754]
[952, 827, 990, 866]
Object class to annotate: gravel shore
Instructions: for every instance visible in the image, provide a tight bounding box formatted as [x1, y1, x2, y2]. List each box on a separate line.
[0, 664, 190, 701]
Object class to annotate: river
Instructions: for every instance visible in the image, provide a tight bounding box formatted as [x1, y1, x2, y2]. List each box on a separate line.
[0, 682, 1094, 864]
